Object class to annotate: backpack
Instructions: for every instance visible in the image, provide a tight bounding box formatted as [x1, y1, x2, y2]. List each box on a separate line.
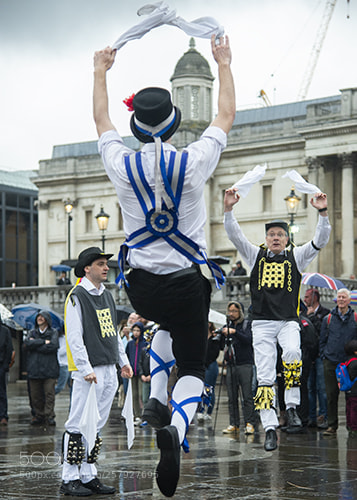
[335, 357, 357, 391]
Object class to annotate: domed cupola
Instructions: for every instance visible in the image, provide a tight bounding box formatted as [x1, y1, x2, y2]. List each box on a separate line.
[170, 38, 214, 123]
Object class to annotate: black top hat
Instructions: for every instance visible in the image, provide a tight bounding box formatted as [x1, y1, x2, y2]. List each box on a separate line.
[75, 247, 114, 278]
[130, 87, 181, 143]
[265, 220, 289, 235]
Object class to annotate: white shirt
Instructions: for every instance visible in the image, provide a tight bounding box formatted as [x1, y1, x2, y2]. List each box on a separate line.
[224, 211, 331, 272]
[98, 126, 227, 274]
[65, 277, 129, 377]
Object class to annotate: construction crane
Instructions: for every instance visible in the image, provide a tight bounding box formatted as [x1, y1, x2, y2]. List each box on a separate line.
[258, 89, 272, 107]
[297, 0, 337, 101]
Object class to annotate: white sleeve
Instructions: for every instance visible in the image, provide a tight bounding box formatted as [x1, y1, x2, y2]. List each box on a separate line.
[65, 295, 93, 377]
[117, 334, 130, 368]
[294, 215, 332, 272]
[224, 211, 260, 269]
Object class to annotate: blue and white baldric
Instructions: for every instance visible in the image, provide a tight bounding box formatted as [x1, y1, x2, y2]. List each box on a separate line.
[116, 148, 225, 289]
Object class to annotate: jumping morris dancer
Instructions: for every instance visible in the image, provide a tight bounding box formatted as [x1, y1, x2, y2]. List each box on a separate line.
[223, 188, 331, 451]
[93, 34, 235, 496]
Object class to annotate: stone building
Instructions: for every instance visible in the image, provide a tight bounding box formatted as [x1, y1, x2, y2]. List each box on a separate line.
[34, 39, 357, 285]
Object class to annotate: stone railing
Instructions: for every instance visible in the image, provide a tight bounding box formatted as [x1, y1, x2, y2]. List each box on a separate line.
[1, 276, 355, 317]
[0, 283, 132, 316]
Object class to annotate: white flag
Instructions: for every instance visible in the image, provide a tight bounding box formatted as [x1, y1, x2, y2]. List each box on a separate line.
[121, 379, 135, 449]
[282, 170, 320, 194]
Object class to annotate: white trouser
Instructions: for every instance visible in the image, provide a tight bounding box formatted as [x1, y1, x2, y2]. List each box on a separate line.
[252, 320, 301, 430]
[62, 364, 118, 482]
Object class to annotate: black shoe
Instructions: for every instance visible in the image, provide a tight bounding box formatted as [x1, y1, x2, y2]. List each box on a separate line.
[307, 419, 317, 428]
[142, 398, 171, 430]
[60, 480, 93, 496]
[264, 429, 277, 451]
[156, 425, 180, 497]
[47, 418, 56, 426]
[30, 417, 44, 425]
[286, 408, 303, 433]
[83, 478, 116, 495]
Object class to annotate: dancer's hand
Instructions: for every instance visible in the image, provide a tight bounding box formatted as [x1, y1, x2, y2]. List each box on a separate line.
[224, 188, 240, 212]
[94, 46, 116, 73]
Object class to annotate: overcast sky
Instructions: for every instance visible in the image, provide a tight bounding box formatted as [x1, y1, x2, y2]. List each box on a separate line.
[0, 0, 356, 171]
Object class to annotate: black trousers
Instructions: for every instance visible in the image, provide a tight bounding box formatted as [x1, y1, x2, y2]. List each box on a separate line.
[125, 266, 211, 381]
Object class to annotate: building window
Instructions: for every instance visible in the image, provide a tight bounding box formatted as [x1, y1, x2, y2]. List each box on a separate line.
[85, 210, 92, 233]
[118, 206, 123, 231]
[263, 185, 272, 212]
[0, 190, 38, 287]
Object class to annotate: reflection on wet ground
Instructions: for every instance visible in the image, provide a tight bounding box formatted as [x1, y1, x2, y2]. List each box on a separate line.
[1, 382, 357, 499]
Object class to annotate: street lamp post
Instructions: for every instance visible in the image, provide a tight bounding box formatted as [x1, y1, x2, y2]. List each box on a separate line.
[96, 206, 110, 251]
[284, 186, 301, 244]
[64, 200, 73, 260]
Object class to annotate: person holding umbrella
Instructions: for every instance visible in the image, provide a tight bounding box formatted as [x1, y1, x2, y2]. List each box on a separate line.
[224, 189, 331, 451]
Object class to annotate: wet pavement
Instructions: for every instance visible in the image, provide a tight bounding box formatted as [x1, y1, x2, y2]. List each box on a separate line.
[1, 381, 357, 500]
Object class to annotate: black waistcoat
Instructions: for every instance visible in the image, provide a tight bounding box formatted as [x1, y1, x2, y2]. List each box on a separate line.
[250, 247, 301, 321]
[71, 286, 119, 367]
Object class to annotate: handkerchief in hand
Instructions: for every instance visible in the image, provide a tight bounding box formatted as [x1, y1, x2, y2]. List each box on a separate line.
[231, 164, 267, 198]
[122, 378, 135, 449]
[79, 383, 100, 454]
[282, 170, 320, 194]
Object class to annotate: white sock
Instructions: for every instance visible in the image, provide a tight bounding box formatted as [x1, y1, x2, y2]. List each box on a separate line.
[171, 376, 204, 444]
[149, 329, 174, 405]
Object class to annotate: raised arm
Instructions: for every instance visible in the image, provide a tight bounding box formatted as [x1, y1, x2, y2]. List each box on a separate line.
[93, 46, 117, 137]
[210, 35, 236, 134]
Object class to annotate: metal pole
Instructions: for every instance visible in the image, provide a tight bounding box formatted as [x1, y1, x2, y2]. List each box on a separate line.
[290, 213, 294, 244]
[101, 232, 105, 252]
[68, 214, 72, 259]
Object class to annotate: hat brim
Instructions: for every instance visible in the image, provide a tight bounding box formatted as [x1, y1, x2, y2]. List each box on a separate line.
[265, 221, 289, 234]
[74, 252, 114, 278]
[130, 106, 181, 143]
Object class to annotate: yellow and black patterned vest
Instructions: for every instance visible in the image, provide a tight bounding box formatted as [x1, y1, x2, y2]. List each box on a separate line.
[66, 286, 119, 371]
[250, 247, 301, 321]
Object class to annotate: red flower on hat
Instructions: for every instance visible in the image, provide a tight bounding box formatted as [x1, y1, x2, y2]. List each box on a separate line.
[123, 93, 135, 112]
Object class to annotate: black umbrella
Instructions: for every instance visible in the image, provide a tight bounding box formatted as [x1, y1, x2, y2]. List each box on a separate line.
[116, 305, 134, 324]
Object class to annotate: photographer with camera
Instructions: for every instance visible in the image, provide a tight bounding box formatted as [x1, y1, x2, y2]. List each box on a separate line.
[218, 301, 256, 435]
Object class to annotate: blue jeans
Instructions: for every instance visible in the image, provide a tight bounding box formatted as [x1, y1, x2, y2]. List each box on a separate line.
[204, 361, 219, 415]
[55, 365, 71, 395]
[308, 356, 327, 420]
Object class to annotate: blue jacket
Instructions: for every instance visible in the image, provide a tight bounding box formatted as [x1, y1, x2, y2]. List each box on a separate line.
[125, 322, 147, 376]
[320, 306, 357, 365]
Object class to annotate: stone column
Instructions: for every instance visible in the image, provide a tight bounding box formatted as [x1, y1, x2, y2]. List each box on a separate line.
[340, 153, 355, 278]
[37, 200, 49, 286]
[306, 157, 324, 272]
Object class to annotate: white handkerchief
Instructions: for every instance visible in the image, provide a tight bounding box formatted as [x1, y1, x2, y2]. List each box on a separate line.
[79, 383, 100, 454]
[231, 164, 267, 198]
[112, 2, 224, 51]
[121, 378, 135, 449]
[282, 170, 320, 194]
